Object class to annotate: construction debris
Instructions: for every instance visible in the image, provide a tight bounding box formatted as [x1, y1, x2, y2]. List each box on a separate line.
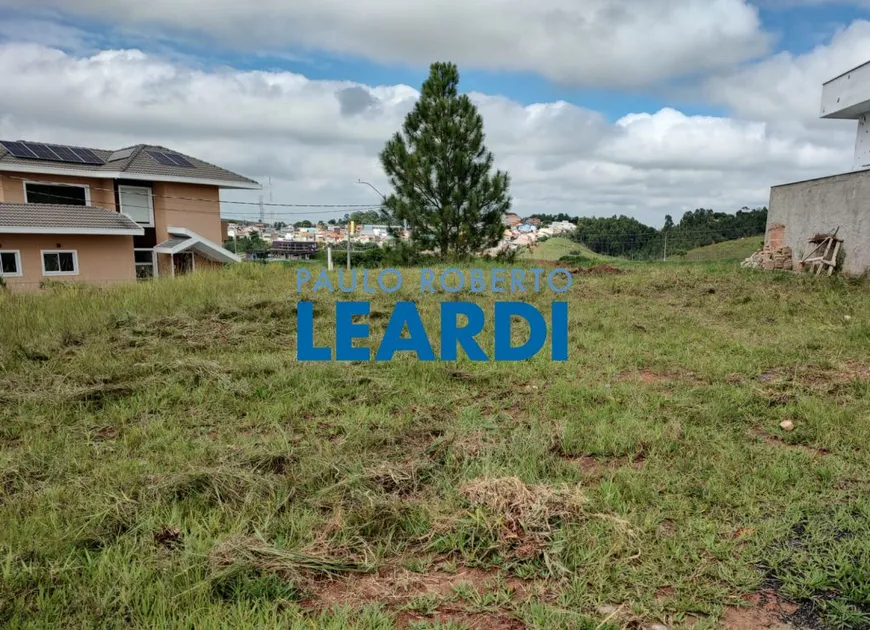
[742, 245, 793, 271]
[799, 229, 842, 276]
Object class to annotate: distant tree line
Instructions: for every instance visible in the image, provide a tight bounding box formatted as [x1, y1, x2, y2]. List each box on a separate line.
[571, 206, 767, 258]
[524, 212, 575, 224]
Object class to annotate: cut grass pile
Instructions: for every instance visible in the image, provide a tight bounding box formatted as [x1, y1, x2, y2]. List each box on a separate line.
[1, 262, 870, 628]
[680, 236, 765, 261]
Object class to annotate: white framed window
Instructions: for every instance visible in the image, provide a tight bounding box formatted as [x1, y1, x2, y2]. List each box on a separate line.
[118, 185, 154, 226]
[0, 250, 22, 277]
[134, 248, 158, 279]
[24, 181, 90, 206]
[41, 250, 78, 276]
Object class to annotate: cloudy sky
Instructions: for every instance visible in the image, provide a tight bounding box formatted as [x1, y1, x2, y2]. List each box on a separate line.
[0, 1, 868, 226]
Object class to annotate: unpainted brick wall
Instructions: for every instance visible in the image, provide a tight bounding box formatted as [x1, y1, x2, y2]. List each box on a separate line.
[766, 223, 786, 250]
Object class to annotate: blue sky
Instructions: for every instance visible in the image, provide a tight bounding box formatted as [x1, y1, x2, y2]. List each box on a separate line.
[0, 0, 866, 224]
[0, 1, 864, 120]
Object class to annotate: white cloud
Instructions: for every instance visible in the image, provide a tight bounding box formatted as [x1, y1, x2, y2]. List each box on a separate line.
[0, 42, 857, 226]
[704, 20, 870, 125]
[0, 0, 770, 88]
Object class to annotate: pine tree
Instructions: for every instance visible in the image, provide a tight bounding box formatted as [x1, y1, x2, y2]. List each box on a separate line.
[379, 62, 511, 259]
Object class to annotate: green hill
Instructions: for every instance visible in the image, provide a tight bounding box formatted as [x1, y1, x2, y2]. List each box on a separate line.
[679, 235, 764, 261]
[520, 236, 608, 262]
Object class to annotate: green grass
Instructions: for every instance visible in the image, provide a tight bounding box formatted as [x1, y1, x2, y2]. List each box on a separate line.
[680, 236, 764, 261]
[1, 262, 870, 629]
[518, 237, 608, 262]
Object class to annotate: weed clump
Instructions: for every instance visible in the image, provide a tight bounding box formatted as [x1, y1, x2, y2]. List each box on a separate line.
[456, 477, 588, 560]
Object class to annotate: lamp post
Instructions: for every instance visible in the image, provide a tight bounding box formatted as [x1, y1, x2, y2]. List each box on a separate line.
[356, 179, 408, 235]
[357, 179, 386, 201]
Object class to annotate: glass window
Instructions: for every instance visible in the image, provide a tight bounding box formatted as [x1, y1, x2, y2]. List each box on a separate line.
[42, 251, 78, 275]
[25, 183, 87, 205]
[134, 249, 156, 279]
[119, 186, 154, 225]
[0, 250, 21, 276]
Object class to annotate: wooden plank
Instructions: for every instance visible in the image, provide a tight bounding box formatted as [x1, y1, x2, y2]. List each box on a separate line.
[828, 240, 842, 276]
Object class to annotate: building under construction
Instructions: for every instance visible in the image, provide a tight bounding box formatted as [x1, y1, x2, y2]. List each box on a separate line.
[269, 240, 317, 260]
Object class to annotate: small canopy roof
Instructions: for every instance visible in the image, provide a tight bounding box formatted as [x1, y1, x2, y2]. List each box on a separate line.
[154, 226, 241, 263]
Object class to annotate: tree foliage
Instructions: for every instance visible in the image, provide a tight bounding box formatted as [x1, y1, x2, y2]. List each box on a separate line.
[572, 207, 768, 258]
[337, 210, 382, 226]
[525, 213, 576, 225]
[224, 231, 269, 255]
[379, 61, 511, 259]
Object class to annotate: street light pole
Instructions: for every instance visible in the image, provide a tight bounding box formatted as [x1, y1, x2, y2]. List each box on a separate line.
[357, 179, 386, 201]
[355, 179, 407, 236]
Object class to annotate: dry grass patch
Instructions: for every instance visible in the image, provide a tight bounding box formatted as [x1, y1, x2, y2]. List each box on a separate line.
[459, 477, 587, 535]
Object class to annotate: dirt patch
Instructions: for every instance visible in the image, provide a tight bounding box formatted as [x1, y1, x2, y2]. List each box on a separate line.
[305, 566, 528, 609]
[655, 585, 676, 603]
[722, 590, 799, 629]
[396, 609, 525, 629]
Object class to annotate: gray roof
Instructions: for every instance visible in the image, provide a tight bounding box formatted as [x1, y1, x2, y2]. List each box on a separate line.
[155, 236, 192, 249]
[0, 141, 260, 189]
[0, 203, 144, 234]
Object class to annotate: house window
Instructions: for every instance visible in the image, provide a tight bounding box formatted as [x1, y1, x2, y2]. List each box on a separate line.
[134, 249, 158, 279]
[41, 250, 78, 276]
[0, 250, 22, 277]
[25, 182, 89, 206]
[119, 185, 154, 226]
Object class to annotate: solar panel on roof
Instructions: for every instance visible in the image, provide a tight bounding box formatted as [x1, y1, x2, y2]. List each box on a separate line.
[69, 147, 103, 164]
[146, 149, 195, 168]
[1, 140, 38, 158]
[50, 146, 85, 163]
[146, 150, 176, 166]
[28, 143, 62, 160]
[166, 153, 194, 168]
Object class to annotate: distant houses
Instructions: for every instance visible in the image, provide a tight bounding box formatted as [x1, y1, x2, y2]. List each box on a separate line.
[485, 213, 577, 256]
[223, 221, 408, 260]
[224, 214, 577, 261]
[502, 213, 522, 227]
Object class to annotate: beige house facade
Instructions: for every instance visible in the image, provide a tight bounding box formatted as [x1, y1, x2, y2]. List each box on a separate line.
[0, 141, 259, 291]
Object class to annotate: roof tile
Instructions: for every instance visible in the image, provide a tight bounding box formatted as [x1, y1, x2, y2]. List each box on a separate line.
[0, 141, 259, 188]
[0, 203, 144, 233]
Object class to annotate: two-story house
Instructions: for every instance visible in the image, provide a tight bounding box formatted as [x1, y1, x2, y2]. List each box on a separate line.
[0, 140, 259, 291]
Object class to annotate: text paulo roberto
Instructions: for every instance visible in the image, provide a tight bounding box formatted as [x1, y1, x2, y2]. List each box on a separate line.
[295, 267, 571, 362]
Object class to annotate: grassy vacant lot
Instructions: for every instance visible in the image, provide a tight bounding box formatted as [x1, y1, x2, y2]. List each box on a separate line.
[519, 237, 607, 262]
[1, 262, 869, 629]
[680, 237, 765, 262]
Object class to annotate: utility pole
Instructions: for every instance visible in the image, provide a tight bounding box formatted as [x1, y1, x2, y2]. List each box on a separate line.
[327, 245, 333, 271]
[663, 232, 668, 261]
[258, 195, 265, 224]
[347, 221, 354, 271]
